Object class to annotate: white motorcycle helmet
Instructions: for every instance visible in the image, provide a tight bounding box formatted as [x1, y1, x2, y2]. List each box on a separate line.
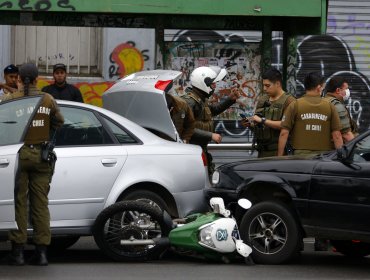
[190, 66, 218, 95]
[209, 66, 228, 83]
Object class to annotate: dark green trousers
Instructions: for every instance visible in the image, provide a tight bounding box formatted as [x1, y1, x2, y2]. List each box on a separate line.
[8, 145, 52, 245]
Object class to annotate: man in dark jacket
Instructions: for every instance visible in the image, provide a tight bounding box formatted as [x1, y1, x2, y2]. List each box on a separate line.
[42, 63, 83, 102]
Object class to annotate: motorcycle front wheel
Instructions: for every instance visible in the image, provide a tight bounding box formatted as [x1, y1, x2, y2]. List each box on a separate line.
[93, 201, 172, 261]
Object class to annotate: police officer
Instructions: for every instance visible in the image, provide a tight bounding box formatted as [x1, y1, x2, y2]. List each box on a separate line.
[5, 63, 64, 266]
[242, 68, 295, 157]
[278, 72, 343, 156]
[182, 66, 239, 175]
[42, 63, 83, 102]
[324, 77, 356, 142]
[0, 64, 19, 97]
[165, 92, 195, 143]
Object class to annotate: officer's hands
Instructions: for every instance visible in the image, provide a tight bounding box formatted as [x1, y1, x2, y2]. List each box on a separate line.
[212, 133, 222, 144]
[250, 115, 262, 123]
[240, 118, 251, 127]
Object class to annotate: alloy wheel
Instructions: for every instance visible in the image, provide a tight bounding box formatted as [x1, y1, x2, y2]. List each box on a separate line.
[248, 212, 288, 255]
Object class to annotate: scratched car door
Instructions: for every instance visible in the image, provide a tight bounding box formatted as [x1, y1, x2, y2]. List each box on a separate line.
[0, 96, 42, 230]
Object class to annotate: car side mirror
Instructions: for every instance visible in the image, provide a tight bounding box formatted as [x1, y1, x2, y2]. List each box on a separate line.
[337, 146, 352, 164]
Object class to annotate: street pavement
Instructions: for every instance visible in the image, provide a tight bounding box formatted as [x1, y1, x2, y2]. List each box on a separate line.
[0, 237, 370, 280]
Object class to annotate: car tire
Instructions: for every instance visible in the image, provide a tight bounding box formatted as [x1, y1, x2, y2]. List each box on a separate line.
[93, 201, 172, 261]
[331, 240, 370, 258]
[123, 190, 169, 212]
[240, 201, 302, 264]
[48, 236, 80, 252]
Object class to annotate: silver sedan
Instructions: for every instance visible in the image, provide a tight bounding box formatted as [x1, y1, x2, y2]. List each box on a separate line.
[0, 96, 208, 249]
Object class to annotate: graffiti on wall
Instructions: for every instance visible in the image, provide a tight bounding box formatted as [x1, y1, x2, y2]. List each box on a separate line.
[109, 41, 149, 79]
[36, 78, 113, 107]
[0, 0, 75, 11]
[166, 30, 261, 139]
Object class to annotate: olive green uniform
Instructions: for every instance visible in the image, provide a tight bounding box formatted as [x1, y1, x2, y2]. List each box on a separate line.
[167, 94, 195, 143]
[281, 95, 341, 155]
[324, 95, 358, 137]
[324, 95, 351, 134]
[5, 86, 64, 246]
[252, 92, 295, 157]
[182, 87, 235, 174]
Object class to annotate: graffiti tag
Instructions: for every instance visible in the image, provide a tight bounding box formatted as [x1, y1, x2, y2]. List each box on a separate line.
[0, 1, 11, 8]
[0, 0, 75, 11]
[109, 41, 149, 79]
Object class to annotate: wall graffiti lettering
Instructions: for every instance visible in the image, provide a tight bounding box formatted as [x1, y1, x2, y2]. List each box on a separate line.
[109, 41, 149, 79]
[0, 1, 11, 8]
[57, 0, 75, 11]
[0, 0, 75, 11]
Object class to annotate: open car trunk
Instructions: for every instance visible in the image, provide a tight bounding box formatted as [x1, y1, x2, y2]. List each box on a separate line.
[103, 70, 182, 142]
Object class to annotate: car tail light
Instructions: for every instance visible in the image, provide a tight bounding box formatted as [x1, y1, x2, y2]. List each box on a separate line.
[202, 151, 208, 166]
[155, 80, 173, 92]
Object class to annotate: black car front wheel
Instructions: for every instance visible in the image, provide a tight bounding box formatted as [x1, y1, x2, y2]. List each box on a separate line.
[240, 201, 302, 264]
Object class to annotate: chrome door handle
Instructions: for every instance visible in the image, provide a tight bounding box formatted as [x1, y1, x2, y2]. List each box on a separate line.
[101, 158, 117, 167]
[0, 158, 10, 168]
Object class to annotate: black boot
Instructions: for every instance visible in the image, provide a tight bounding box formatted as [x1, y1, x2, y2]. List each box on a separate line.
[8, 242, 25, 266]
[29, 245, 48, 266]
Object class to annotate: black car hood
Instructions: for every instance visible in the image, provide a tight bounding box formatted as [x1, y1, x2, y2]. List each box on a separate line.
[218, 155, 322, 174]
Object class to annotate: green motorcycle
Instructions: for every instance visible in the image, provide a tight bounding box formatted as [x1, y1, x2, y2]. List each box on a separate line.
[93, 197, 252, 263]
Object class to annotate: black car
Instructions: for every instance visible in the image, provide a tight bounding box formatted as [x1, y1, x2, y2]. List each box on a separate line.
[205, 130, 370, 264]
